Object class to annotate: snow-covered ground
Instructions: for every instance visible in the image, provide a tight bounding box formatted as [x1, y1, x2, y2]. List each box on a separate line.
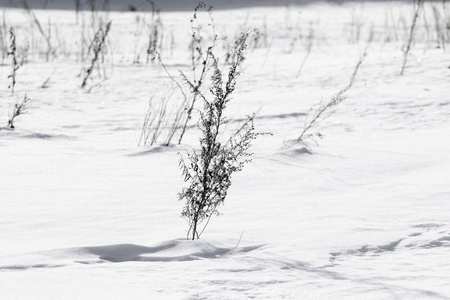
[1, 1, 449, 299]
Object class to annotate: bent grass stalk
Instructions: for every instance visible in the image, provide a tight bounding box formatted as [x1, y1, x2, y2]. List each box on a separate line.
[400, 0, 424, 75]
[81, 20, 111, 89]
[297, 44, 369, 143]
[7, 27, 18, 94]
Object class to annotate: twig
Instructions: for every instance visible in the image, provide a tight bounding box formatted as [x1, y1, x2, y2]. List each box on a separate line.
[233, 231, 244, 251]
[40, 70, 56, 88]
[81, 20, 112, 88]
[401, 0, 425, 75]
[297, 43, 369, 143]
[7, 94, 30, 129]
[7, 27, 18, 94]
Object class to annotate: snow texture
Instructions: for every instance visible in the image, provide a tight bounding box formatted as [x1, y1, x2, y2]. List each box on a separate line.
[0, 0, 449, 299]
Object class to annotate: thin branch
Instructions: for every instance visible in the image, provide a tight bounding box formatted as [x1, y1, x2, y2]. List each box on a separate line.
[401, 0, 425, 75]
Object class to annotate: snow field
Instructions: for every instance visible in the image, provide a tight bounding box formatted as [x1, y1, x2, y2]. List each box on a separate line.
[1, 1, 450, 299]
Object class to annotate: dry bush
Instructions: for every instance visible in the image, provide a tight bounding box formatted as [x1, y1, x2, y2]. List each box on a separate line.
[7, 94, 30, 129]
[81, 19, 112, 89]
[139, 86, 186, 147]
[7, 27, 18, 94]
[401, 0, 425, 75]
[146, 0, 163, 63]
[179, 36, 258, 240]
[23, 5, 55, 61]
[0, 12, 8, 63]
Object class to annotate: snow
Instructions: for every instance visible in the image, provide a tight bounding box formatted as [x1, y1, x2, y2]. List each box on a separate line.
[1, 0, 450, 299]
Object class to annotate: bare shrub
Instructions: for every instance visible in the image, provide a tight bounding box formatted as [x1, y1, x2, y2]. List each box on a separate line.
[153, 2, 217, 146]
[140, 3, 216, 147]
[7, 94, 30, 129]
[139, 87, 176, 147]
[178, 35, 258, 240]
[148, 3, 258, 148]
[146, 0, 163, 63]
[157, 55, 189, 145]
[430, 3, 449, 49]
[400, 0, 425, 75]
[130, 1, 165, 64]
[23, 5, 55, 61]
[177, 2, 217, 144]
[224, 30, 248, 65]
[7, 27, 18, 94]
[0, 11, 8, 63]
[132, 15, 146, 63]
[81, 20, 112, 89]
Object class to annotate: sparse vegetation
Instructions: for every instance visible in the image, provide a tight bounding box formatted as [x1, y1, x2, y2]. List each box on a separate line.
[224, 30, 249, 65]
[179, 38, 258, 240]
[7, 94, 30, 129]
[139, 87, 184, 147]
[81, 19, 111, 89]
[7, 27, 18, 94]
[0, 11, 8, 63]
[40, 69, 55, 89]
[177, 2, 216, 145]
[400, 0, 425, 75]
[1, 0, 449, 235]
[1, 2, 449, 297]
[139, 2, 216, 147]
[146, 0, 163, 63]
[23, 3, 55, 61]
[296, 44, 369, 145]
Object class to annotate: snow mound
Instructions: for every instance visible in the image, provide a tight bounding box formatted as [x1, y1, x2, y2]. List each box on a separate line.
[83, 239, 261, 262]
[0, 239, 263, 270]
[330, 223, 450, 261]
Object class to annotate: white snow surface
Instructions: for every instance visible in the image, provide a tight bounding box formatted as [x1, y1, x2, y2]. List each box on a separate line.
[1, 1, 450, 299]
